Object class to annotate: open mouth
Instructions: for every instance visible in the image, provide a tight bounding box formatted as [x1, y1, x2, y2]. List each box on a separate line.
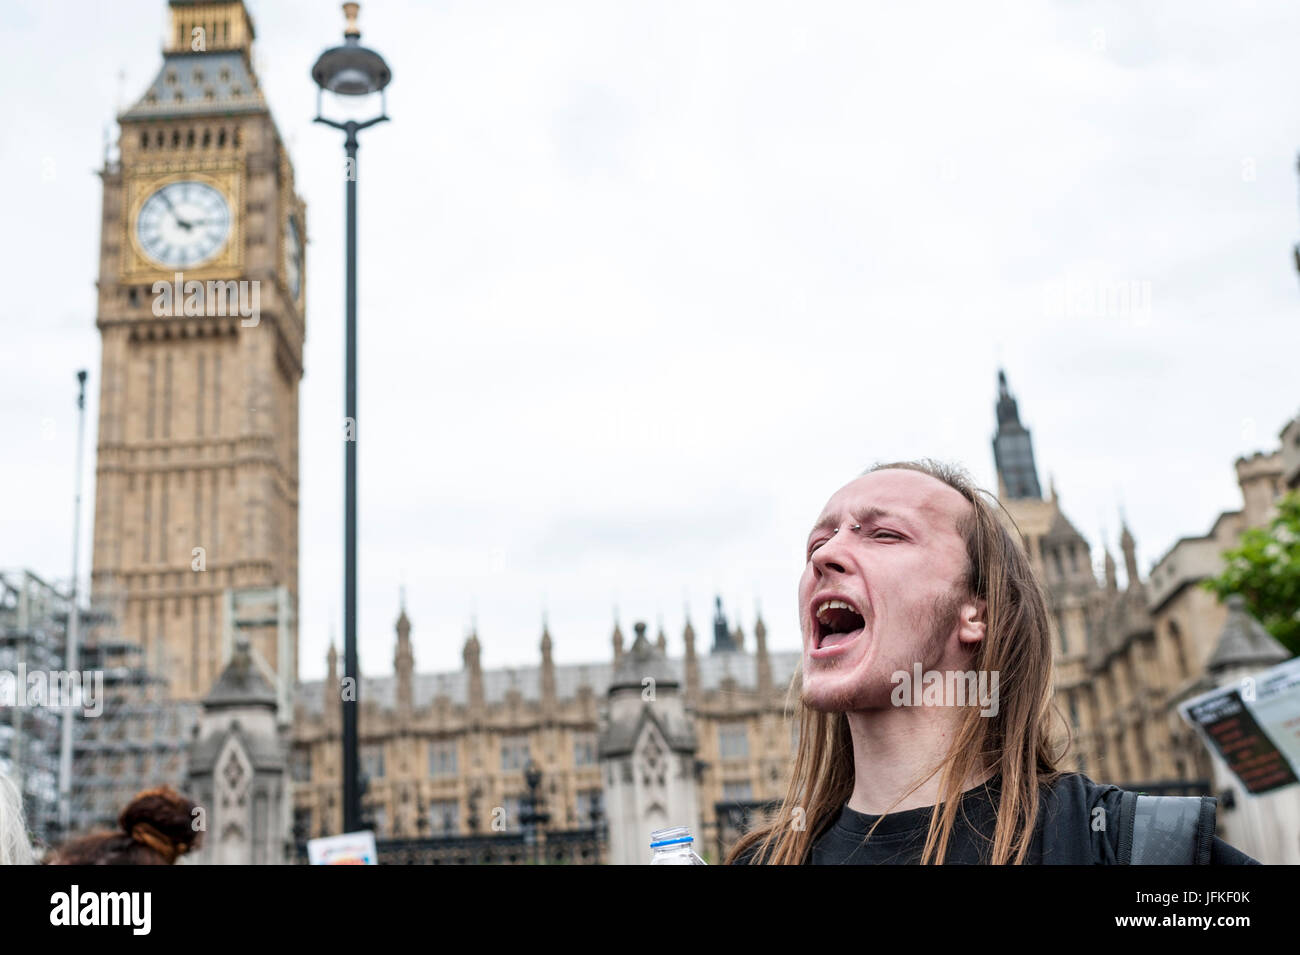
[814, 598, 866, 649]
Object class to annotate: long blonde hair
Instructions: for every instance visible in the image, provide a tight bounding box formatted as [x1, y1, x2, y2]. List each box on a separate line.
[727, 459, 1069, 865]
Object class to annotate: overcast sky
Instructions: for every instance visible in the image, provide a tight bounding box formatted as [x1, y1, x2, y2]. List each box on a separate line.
[3, 1, 1299, 683]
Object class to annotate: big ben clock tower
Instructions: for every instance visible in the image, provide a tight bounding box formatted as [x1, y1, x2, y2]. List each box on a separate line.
[91, 0, 304, 703]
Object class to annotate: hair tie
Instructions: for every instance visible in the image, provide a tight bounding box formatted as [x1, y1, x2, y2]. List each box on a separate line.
[130, 821, 182, 863]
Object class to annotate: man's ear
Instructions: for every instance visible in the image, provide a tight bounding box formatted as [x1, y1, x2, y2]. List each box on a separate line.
[957, 596, 986, 646]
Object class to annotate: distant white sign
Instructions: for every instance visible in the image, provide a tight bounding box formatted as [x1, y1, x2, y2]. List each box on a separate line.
[307, 830, 378, 865]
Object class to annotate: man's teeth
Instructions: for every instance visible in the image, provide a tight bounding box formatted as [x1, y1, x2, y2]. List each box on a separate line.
[815, 599, 857, 622]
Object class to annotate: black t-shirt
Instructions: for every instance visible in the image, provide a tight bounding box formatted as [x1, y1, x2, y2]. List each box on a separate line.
[734, 773, 1259, 865]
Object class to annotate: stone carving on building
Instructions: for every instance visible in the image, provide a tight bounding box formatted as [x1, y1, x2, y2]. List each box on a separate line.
[188, 638, 289, 864]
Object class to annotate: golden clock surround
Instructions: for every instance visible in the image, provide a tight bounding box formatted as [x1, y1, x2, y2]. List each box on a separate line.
[123, 166, 244, 280]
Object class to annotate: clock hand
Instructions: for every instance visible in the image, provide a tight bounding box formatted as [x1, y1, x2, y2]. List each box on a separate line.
[158, 193, 196, 231]
[158, 192, 193, 229]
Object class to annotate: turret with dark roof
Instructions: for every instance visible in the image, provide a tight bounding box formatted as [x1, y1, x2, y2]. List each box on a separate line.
[1207, 595, 1290, 674]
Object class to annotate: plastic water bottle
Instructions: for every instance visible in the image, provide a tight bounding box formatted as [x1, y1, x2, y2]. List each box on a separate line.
[649, 826, 707, 864]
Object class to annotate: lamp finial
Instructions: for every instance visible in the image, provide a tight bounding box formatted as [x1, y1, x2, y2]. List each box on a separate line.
[343, 3, 361, 38]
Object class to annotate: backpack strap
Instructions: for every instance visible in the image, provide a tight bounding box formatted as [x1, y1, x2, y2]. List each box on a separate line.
[1118, 791, 1217, 865]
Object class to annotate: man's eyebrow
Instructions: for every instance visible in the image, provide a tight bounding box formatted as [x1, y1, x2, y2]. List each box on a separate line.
[807, 506, 908, 540]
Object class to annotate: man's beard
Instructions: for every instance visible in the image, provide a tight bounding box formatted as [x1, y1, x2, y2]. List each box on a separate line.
[801, 584, 967, 712]
[922, 585, 966, 663]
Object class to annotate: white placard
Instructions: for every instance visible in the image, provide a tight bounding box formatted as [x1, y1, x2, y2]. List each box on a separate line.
[307, 830, 379, 865]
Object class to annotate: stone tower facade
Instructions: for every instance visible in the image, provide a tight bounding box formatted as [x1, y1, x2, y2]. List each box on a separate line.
[188, 638, 290, 865]
[598, 622, 700, 865]
[90, 0, 306, 701]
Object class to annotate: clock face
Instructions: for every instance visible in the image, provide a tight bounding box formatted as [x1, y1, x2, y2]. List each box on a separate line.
[285, 215, 303, 300]
[135, 180, 231, 268]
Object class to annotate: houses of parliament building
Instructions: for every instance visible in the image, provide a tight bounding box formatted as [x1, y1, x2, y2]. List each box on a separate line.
[75, 0, 1296, 862]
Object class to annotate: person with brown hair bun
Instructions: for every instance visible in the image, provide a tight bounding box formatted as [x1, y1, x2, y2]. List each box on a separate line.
[46, 785, 202, 865]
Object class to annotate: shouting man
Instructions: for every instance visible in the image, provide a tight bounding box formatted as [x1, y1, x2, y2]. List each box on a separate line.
[728, 459, 1257, 865]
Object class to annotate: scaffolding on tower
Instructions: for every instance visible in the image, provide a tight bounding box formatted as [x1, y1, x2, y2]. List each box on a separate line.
[0, 569, 197, 851]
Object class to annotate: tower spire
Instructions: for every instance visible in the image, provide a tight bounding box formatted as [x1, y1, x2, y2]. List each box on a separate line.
[992, 369, 1043, 500]
[712, 595, 736, 653]
[1120, 513, 1140, 590]
[611, 610, 625, 664]
[394, 600, 413, 715]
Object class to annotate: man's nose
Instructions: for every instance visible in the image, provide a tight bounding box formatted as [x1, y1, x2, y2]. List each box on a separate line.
[811, 534, 852, 575]
[815, 555, 848, 575]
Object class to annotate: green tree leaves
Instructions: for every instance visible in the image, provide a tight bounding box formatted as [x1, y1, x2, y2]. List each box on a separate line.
[1203, 492, 1300, 657]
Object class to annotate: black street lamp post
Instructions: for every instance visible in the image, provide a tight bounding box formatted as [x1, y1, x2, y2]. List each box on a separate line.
[311, 2, 391, 835]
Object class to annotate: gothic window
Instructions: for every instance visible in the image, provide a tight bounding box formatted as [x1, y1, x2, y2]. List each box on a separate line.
[290, 747, 311, 783]
[719, 723, 749, 760]
[1168, 620, 1189, 680]
[361, 743, 384, 780]
[572, 732, 596, 767]
[500, 735, 529, 771]
[722, 780, 753, 802]
[428, 799, 459, 835]
[575, 789, 602, 826]
[427, 741, 457, 778]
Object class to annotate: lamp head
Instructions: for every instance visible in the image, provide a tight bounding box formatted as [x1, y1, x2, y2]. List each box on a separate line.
[312, 3, 391, 96]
